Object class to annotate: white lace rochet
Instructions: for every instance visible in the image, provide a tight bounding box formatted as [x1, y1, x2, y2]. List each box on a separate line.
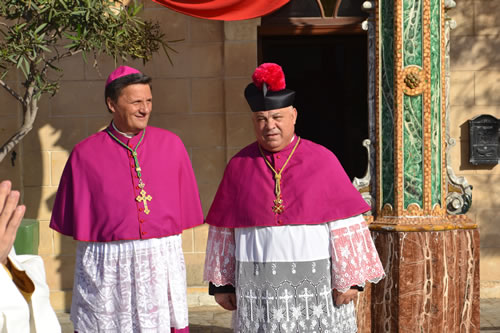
[71, 235, 189, 333]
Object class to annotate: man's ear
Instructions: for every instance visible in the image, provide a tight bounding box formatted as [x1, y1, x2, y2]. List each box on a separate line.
[292, 107, 298, 125]
[106, 97, 116, 113]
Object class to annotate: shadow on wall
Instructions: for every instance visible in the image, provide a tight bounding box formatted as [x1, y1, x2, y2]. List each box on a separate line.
[450, 33, 500, 73]
[16, 67, 113, 310]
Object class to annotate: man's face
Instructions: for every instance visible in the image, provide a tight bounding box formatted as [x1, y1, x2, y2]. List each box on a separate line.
[252, 106, 297, 152]
[107, 83, 152, 135]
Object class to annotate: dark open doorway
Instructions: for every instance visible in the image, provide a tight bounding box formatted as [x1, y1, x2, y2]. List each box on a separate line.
[260, 34, 368, 180]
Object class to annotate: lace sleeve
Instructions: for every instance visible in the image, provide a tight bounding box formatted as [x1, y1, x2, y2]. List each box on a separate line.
[203, 225, 236, 287]
[329, 215, 385, 293]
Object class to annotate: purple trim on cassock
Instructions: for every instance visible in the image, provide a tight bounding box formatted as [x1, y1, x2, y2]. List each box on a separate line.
[50, 125, 203, 242]
[205, 136, 370, 228]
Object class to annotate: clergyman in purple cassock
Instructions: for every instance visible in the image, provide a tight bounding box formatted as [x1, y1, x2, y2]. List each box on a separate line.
[203, 63, 385, 332]
[50, 66, 203, 333]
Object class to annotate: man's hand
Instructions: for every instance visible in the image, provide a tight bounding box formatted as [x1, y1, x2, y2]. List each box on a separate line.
[333, 288, 358, 306]
[214, 293, 237, 311]
[0, 180, 26, 265]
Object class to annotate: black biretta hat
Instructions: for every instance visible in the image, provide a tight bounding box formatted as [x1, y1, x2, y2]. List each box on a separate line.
[244, 63, 295, 112]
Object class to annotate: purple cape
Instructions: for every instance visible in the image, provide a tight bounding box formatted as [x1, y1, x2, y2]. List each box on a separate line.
[205, 136, 369, 228]
[50, 125, 203, 242]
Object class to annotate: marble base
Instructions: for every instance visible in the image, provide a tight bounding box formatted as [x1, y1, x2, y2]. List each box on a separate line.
[361, 225, 480, 332]
[356, 283, 372, 332]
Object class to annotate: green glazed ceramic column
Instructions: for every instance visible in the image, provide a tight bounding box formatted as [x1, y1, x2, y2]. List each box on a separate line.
[376, 0, 446, 218]
[368, 0, 480, 331]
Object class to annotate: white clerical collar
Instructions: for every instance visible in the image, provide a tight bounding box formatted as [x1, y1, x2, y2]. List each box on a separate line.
[112, 121, 134, 138]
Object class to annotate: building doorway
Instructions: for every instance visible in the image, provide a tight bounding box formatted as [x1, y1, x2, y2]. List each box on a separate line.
[259, 33, 368, 180]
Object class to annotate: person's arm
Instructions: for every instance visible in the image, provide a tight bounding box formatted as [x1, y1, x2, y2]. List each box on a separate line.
[203, 225, 237, 310]
[209, 282, 237, 310]
[0, 180, 26, 266]
[329, 215, 385, 305]
[4, 257, 35, 302]
[0, 180, 33, 303]
[208, 282, 235, 295]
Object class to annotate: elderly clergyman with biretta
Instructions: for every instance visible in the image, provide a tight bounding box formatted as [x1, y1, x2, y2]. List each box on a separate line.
[50, 66, 203, 332]
[204, 63, 385, 332]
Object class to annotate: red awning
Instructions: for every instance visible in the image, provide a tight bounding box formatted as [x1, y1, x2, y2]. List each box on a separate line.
[151, 0, 290, 21]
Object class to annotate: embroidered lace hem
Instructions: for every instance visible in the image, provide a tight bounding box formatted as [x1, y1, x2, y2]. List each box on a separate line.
[329, 218, 386, 292]
[203, 226, 236, 287]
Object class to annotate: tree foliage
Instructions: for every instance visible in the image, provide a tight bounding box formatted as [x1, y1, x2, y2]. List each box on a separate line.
[0, 0, 171, 162]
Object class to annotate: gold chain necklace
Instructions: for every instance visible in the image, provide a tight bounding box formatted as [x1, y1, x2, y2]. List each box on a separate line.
[107, 129, 153, 215]
[258, 137, 301, 214]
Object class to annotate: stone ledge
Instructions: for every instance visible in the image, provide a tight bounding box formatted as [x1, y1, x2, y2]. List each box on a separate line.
[481, 281, 500, 299]
[187, 286, 218, 307]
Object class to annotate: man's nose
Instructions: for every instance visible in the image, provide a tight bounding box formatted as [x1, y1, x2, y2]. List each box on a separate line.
[265, 119, 275, 129]
[140, 102, 151, 112]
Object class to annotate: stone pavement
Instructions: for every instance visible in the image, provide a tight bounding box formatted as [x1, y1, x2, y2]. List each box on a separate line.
[57, 306, 233, 333]
[58, 299, 500, 332]
[481, 298, 500, 332]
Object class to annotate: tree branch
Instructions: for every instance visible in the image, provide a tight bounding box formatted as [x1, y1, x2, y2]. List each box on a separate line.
[0, 123, 33, 163]
[0, 101, 38, 162]
[41, 49, 82, 75]
[0, 79, 25, 106]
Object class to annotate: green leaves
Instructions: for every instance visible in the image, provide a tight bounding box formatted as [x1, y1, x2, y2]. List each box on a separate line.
[34, 23, 47, 35]
[0, 0, 171, 100]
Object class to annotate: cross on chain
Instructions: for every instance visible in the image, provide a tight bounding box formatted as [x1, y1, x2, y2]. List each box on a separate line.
[136, 189, 152, 214]
[261, 290, 275, 323]
[244, 290, 258, 321]
[320, 285, 331, 317]
[299, 288, 314, 320]
[272, 198, 284, 214]
[279, 289, 294, 322]
[220, 228, 232, 256]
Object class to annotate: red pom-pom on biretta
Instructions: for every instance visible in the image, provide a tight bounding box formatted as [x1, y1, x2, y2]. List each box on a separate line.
[252, 63, 286, 92]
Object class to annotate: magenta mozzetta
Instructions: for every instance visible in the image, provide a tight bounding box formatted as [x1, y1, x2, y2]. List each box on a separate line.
[205, 135, 370, 228]
[50, 124, 204, 242]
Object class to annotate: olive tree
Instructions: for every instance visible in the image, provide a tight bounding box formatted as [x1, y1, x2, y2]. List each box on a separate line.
[0, 0, 172, 162]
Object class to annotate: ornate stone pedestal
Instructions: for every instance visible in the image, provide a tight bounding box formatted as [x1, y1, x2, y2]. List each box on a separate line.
[355, 0, 482, 329]
[371, 217, 479, 332]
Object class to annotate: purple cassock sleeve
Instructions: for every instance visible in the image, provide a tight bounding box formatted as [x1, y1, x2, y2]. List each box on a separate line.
[50, 125, 204, 242]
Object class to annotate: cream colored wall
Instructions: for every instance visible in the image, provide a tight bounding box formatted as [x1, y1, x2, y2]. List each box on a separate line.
[1, 3, 259, 311]
[1, 0, 498, 312]
[449, 0, 500, 297]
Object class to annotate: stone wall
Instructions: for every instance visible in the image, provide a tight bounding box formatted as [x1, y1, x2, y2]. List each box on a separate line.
[0, 2, 259, 311]
[0, 0, 498, 312]
[449, 0, 500, 298]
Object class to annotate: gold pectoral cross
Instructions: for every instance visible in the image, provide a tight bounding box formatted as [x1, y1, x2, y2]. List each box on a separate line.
[136, 189, 152, 215]
[272, 198, 284, 214]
